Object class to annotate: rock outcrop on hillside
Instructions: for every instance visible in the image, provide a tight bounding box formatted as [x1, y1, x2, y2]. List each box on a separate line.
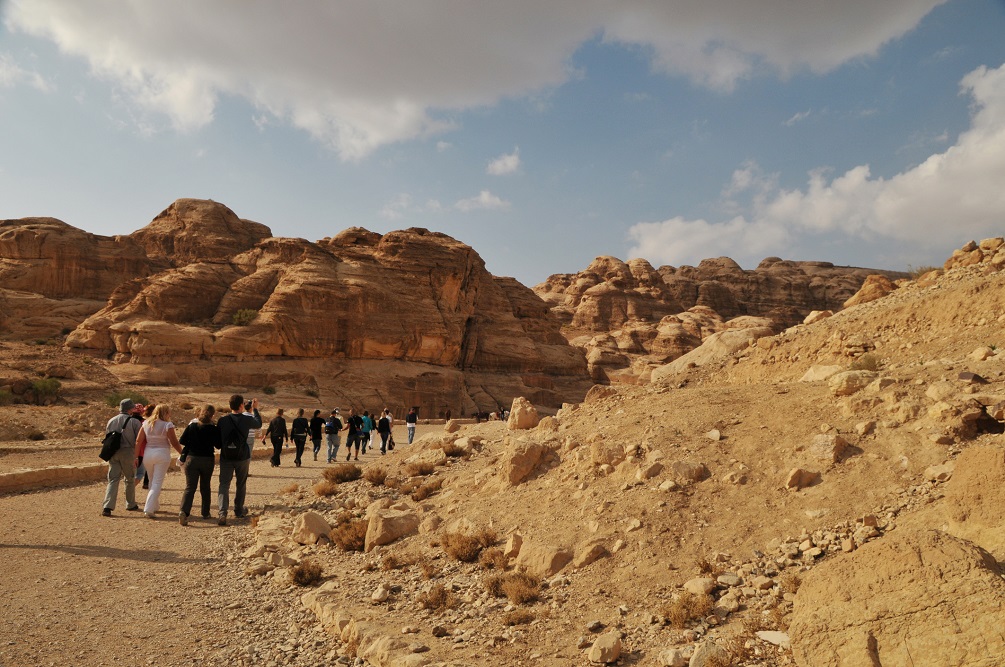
[0, 199, 591, 414]
[535, 255, 906, 383]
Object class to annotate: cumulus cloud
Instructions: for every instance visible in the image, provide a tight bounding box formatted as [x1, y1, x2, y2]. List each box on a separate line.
[487, 147, 521, 175]
[455, 190, 511, 212]
[0, 53, 54, 92]
[627, 62, 1005, 267]
[4, 0, 946, 157]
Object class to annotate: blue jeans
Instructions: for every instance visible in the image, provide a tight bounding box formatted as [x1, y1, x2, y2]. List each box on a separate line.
[218, 457, 251, 516]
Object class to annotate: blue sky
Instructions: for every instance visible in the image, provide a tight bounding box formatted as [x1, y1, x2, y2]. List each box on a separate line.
[2, 0, 1004, 286]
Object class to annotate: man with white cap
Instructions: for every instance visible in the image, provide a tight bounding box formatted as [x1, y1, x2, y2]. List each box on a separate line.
[101, 398, 143, 516]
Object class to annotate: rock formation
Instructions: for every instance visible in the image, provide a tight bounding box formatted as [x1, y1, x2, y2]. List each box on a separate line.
[536, 254, 907, 383]
[0, 199, 591, 414]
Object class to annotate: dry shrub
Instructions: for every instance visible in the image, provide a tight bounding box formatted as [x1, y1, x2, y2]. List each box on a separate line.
[769, 604, 790, 631]
[343, 636, 359, 658]
[362, 561, 377, 572]
[475, 527, 498, 548]
[850, 353, 881, 372]
[411, 478, 443, 501]
[439, 442, 468, 458]
[179, 401, 194, 410]
[313, 480, 339, 497]
[664, 592, 714, 629]
[291, 559, 324, 587]
[779, 572, 802, 594]
[417, 583, 458, 611]
[383, 476, 401, 489]
[323, 463, 362, 484]
[442, 532, 484, 562]
[364, 466, 388, 486]
[405, 462, 437, 477]
[381, 553, 413, 571]
[695, 556, 714, 575]
[478, 547, 507, 570]
[279, 482, 300, 494]
[416, 556, 439, 580]
[741, 612, 770, 634]
[503, 609, 535, 626]
[331, 518, 368, 551]
[485, 571, 540, 604]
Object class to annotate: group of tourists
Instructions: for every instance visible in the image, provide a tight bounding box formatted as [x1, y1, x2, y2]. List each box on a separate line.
[101, 396, 421, 527]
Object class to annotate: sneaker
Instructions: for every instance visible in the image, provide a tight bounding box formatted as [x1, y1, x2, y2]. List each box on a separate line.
[101, 508, 112, 517]
[179, 512, 188, 526]
[346, 453, 351, 461]
[218, 516, 227, 526]
[125, 505, 141, 512]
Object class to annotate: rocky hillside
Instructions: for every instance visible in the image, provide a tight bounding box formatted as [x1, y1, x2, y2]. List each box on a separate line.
[0, 199, 591, 415]
[534, 255, 907, 385]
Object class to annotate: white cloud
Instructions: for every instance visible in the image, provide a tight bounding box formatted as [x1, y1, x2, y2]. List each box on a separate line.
[0, 53, 54, 92]
[455, 190, 511, 213]
[487, 147, 521, 175]
[436, 141, 452, 153]
[628, 63, 1005, 267]
[4, 0, 946, 157]
[379, 193, 414, 220]
[783, 110, 811, 126]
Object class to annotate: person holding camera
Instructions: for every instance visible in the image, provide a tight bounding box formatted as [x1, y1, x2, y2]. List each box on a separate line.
[217, 394, 261, 525]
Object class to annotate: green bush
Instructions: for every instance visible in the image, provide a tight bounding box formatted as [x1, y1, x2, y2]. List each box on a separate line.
[31, 378, 61, 399]
[262, 386, 276, 395]
[0, 390, 13, 406]
[105, 391, 148, 409]
[232, 309, 258, 326]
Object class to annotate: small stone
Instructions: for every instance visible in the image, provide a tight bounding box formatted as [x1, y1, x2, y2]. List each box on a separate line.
[705, 429, 721, 441]
[586, 620, 605, 632]
[683, 578, 716, 595]
[371, 582, 390, 603]
[587, 632, 621, 664]
[431, 625, 449, 637]
[755, 630, 791, 649]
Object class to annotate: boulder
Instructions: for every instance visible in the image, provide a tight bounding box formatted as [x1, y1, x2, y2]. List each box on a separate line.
[590, 440, 626, 468]
[507, 396, 540, 430]
[672, 460, 710, 484]
[292, 511, 332, 545]
[587, 632, 621, 664]
[800, 364, 844, 382]
[789, 529, 1005, 667]
[803, 310, 833, 325]
[364, 509, 420, 552]
[514, 542, 573, 578]
[828, 370, 878, 396]
[502, 441, 551, 486]
[843, 274, 897, 307]
[944, 446, 1005, 554]
[785, 468, 821, 491]
[808, 434, 849, 463]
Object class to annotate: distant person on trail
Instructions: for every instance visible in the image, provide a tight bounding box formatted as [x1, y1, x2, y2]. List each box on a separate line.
[360, 410, 373, 454]
[217, 394, 262, 526]
[324, 409, 343, 463]
[135, 404, 183, 519]
[263, 408, 288, 467]
[309, 409, 325, 462]
[405, 407, 417, 444]
[376, 408, 392, 454]
[101, 398, 143, 517]
[177, 404, 220, 526]
[345, 408, 363, 461]
[136, 403, 155, 489]
[290, 408, 310, 467]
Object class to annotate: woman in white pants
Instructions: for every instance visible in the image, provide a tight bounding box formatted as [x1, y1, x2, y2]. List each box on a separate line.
[135, 404, 183, 518]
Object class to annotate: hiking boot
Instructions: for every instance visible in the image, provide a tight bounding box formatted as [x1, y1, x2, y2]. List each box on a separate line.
[101, 508, 112, 517]
[179, 512, 188, 526]
[125, 505, 140, 512]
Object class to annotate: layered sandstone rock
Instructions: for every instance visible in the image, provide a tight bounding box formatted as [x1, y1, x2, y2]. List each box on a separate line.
[0, 199, 592, 414]
[536, 255, 906, 383]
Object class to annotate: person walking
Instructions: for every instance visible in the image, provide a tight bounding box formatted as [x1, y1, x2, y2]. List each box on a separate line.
[405, 407, 418, 444]
[177, 404, 219, 525]
[135, 404, 183, 519]
[101, 398, 143, 516]
[345, 408, 363, 461]
[263, 408, 288, 467]
[325, 409, 343, 463]
[360, 411, 373, 454]
[376, 409, 392, 454]
[309, 409, 325, 462]
[290, 408, 309, 467]
[217, 394, 262, 526]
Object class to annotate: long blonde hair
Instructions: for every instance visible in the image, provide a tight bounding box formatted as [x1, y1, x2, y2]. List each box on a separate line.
[147, 404, 171, 424]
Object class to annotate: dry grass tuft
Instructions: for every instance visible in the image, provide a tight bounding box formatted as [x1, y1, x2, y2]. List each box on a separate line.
[313, 480, 339, 497]
[442, 532, 484, 562]
[663, 592, 714, 629]
[695, 556, 714, 575]
[381, 553, 413, 571]
[850, 353, 881, 372]
[411, 478, 443, 501]
[323, 463, 362, 484]
[439, 442, 468, 458]
[779, 572, 802, 594]
[364, 466, 388, 486]
[331, 518, 368, 551]
[416, 583, 458, 611]
[405, 462, 437, 477]
[478, 547, 508, 570]
[291, 559, 324, 587]
[279, 482, 300, 494]
[383, 475, 400, 489]
[503, 609, 535, 626]
[416, 556, 439, 580]
[485, 571, 540, 604]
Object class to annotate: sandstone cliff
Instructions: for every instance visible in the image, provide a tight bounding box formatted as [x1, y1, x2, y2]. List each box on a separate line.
[535, 254, 907, 383]
[0, 199, 591, 414]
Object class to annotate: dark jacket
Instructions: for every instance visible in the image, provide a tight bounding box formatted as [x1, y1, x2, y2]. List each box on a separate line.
[291, 417, 310, 438]
[265, 416, 288, 442]
[309, 416, 325, 440]
[179, 421, 221, 458]
[217, 410, 262, 461]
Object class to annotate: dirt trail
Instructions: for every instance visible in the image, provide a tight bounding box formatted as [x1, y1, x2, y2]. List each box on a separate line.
[0, 430, 434, 667]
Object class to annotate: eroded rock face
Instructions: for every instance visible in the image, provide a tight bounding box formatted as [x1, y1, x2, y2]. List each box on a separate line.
[0, 199, 591, 414]
[789, 529, 1005, 667]
[536, 255, 905, 384]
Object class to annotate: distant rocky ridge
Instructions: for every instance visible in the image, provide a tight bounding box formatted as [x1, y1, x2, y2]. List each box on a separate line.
[0, 199, 591, 415]
[534, 255, 907, 383]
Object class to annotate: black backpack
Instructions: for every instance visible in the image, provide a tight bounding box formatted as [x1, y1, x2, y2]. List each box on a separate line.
[220, 414, 246, 461]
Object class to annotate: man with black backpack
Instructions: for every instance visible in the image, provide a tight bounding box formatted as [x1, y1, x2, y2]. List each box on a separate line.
[216, 394, 262, 526]
[101, 399, 143, 516]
